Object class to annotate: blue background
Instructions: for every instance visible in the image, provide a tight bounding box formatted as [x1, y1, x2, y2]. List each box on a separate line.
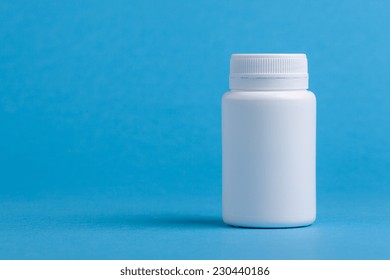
[1, 0, 389, 259]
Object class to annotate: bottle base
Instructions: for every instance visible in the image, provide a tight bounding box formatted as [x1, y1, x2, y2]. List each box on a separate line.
[223, 216, 316, 229]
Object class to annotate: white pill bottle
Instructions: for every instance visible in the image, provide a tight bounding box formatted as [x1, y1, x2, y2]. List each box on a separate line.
[222, 54, 316, 228]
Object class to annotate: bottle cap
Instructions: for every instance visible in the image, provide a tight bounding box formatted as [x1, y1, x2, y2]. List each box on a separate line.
[229, 54, 308, 90]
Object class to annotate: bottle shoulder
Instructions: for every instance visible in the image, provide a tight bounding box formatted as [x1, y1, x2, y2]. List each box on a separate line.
[223, 90, 315, 101]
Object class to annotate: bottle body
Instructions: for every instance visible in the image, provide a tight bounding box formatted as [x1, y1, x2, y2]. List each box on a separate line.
[222, 90, 316, 228]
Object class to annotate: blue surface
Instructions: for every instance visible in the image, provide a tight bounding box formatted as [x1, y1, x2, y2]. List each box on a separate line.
[0, 0, 389, 259]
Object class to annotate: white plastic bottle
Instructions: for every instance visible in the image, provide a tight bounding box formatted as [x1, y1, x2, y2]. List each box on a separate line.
[222, 54, 316, 228]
